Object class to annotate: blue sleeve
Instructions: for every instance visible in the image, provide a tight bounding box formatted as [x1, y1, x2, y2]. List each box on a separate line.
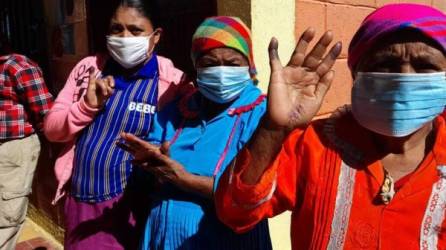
[213, 99, 267, 192]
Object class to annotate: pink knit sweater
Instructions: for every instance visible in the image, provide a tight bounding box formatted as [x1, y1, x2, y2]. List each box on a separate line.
[44, 55, 185, 204]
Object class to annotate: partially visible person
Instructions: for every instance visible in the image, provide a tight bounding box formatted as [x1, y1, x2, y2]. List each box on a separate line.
[216, 3, 446, 249]
[0, 33, 53, 249]
[43, 0, 186, 249]
[120, 16, 272, 249]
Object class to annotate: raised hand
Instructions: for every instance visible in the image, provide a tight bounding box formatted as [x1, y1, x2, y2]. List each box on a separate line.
[267, 28, 342, 130]
[84, 67, 115, 109]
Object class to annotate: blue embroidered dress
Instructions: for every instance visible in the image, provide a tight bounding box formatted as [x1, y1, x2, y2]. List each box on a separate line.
[141, 83, 272, 249]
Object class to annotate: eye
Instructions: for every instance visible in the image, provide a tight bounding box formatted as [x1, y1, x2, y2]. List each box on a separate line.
[109, 24, 123, 35]
[224, 61, 243, 67]
[221, 58, 245, 67]
[129, 28, 144, 36]
[201, 62, 219, 67]
[413, 62, 440, 73]
[197, 57, 220, 67]
[367, 59, 400, 73]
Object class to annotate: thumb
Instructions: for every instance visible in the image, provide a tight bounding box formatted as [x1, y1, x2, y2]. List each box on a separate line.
[268, 37, 283, 74]
[160, 141, 170, 156]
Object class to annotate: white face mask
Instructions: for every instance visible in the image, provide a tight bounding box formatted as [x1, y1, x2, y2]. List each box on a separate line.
[106, 33, 153, 69]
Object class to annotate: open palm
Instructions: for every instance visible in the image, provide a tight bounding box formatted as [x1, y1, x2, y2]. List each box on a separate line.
[267, 28, 342, 129]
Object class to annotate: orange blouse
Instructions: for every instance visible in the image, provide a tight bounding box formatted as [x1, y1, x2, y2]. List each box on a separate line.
[215, 113, 446, 249]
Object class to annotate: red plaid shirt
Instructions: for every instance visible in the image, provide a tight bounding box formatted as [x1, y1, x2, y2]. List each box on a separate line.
[0, 54, 53, 139]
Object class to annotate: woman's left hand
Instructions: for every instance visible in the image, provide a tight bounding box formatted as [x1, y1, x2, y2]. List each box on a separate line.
[118, 132, 187, 185]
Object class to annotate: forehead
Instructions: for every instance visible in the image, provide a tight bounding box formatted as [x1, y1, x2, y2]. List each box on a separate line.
[355, 30, 446, 69]
[112, 6, 151, 26]
[201, 47, 246, 59]
[375, 30, 443, 52]
[372, 41, 444, 58]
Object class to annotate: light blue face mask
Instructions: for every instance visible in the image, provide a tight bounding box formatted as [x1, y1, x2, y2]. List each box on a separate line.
[197, 66, 251, 104]
[351, 72, 446, 137]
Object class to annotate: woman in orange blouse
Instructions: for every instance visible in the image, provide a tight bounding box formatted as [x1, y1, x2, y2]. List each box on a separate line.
[216, 3, 446, 249]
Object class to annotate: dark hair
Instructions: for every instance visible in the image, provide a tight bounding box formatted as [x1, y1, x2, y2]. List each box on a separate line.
[89, 0, 161, 53]
[0, 30, 11, 55]
[110, 0, 161, 28]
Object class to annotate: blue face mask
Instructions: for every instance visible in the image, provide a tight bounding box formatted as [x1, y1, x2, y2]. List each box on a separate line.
[197, 66, 251, 104]
[351, 72, 446, 137]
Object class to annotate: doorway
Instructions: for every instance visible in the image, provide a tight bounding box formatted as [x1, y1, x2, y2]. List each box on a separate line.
[0, 0, 48, 80]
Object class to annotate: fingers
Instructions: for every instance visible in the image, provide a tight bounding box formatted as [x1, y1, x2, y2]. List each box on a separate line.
[287, 27, 316, 67]
[121, 132, 145, 146]
[87, 67, 96, 91]
[160, 141, 170, 156]
[315, 70, 334, 99]
[116, 141, 135, 154]
[315, 42, 342, 76]
[268, 37, 283, 73]
[120, 132, 159, 152]
[96, 76, 115, 97]
[117, 135, 140, 155]
[302, 30, 334, 69]
[132, 161, 153, 172]
[132, 150, 173, 169]
[96, 79, 109, 97]
[151, 152, 174, 165]
[105, 76, 115, 94]
[88, 67, 115, 99]
[119, 133, 160, 162]
[144, 166, 169, 182]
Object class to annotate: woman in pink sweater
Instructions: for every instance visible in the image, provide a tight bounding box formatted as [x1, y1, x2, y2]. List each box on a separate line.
[43, 0, 188, 249]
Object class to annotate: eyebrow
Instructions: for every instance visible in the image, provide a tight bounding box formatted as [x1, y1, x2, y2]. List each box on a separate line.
[126, 24, 145, 30]
[200, 55, 219, 61]
[369, 49, 400, 60]
[109, 21, 121, 26]
[110, 19, 145, 28]
[412, 50, 442, 60]
[370, 48, 441, 60]
[224, 57, 244, 62]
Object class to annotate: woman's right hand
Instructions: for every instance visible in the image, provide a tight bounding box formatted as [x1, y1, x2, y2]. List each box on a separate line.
[266, 28, 342, 130]
[84, 67, 115, 109]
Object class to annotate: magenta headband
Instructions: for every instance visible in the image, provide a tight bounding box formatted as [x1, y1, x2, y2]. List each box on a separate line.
[348, 3, 446, 71]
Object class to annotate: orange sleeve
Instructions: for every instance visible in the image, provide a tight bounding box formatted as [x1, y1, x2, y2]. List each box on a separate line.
[215, 128, 306, 233]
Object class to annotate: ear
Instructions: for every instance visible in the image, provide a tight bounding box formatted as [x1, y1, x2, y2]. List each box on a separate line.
[152, 28, 163, 46]
[148, 28, 162, 57]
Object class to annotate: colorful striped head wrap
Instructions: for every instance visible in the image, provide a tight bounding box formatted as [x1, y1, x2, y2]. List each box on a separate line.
[348, 4, 446, 71]
[191, 16, 256, 76]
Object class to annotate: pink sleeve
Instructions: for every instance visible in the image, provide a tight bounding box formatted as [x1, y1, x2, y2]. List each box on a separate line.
[43, 57, 101, 142]
[156, 56, 186, 109]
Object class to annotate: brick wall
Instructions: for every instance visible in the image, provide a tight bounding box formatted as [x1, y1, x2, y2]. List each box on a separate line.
[295, 0, 446, 115]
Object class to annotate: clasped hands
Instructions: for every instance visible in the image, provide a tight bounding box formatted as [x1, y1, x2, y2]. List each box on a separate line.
[117, 132, 186, 185]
